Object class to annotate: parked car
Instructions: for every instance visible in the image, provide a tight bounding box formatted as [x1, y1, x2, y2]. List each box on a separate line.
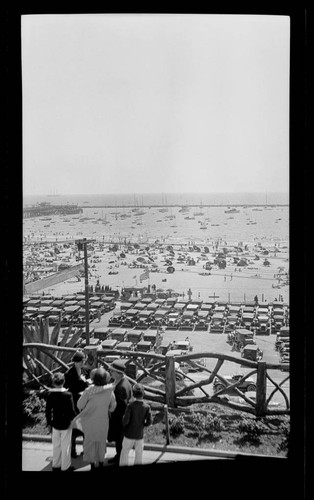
[254, 315, 272, 335]
[156, 341, 172, 355]
[171, 338, 192, 352]
[240, 313, 257, 330]
[101, 339, 118, 350]
[213, 373, 256, 394]
[94, 327, 112, 341]
[116, 341, 134, 352]
[121, 308, 139, 328]
[110, 328, 128, 342]
[241, 344, 263, 361]
[180, 358, 206, 373]
[210, 312, 226, 333]
[194, 310, 210, 331]
[166, 312, 181, 329]
[101, 296, 116, 311]
[143, 331, 158, 346]
[275, 327, 290, 350]
[136, 340, 153, 352]
[134, 310, 154, 329]
[108, 312, 124, 327]
[126, 331, 143, 345]
[232, 328, 255, 350]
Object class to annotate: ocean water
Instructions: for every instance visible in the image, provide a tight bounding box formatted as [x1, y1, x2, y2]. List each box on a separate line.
[23, 193, 289, 247]
[23, 191, 289, 208]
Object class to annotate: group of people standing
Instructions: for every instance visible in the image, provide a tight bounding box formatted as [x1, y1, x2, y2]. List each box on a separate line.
[45, 351, 152, 471]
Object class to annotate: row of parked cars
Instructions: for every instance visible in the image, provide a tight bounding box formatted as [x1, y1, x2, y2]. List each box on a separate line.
[275, 326, 290, 371]
[23, 292, 116, 327]
[73, 325, 203, 379]
[108, 297, 289, 334]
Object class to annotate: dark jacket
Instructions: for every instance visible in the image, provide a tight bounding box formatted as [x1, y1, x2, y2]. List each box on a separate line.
[45, 389, 76, 430]
[122, 400, 152, 440]
[108, 376, 133, 441]
[64, 365, 88, 412]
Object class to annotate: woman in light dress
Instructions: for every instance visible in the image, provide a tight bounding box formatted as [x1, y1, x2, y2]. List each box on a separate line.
[74, 367, 116, 470]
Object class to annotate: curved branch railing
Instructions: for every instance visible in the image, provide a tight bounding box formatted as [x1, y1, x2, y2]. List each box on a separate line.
[23, 343, 290, 416]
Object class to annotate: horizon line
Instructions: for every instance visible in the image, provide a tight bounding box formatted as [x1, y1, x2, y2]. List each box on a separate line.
[23, 190, 289, 197]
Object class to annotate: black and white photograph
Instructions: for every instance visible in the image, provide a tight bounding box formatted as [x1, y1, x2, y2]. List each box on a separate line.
[4, 9, 305, 486]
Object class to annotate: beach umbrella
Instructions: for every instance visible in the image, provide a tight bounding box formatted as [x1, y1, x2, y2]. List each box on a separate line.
[167, 266, 175, 273]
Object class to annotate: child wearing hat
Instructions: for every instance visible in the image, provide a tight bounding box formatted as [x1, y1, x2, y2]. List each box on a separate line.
[45, 372, 76, 471]
[119, 383, 152, 466]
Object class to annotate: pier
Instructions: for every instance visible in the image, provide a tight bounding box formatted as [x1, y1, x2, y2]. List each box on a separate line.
[23, 203, 83, 219]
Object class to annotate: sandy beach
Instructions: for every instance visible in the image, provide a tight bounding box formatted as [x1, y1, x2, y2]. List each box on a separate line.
[25, 240, 288, 304]
[23, 201, 289, 304]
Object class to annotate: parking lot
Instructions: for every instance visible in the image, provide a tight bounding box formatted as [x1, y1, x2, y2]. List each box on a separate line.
[92, 308, 290, 409]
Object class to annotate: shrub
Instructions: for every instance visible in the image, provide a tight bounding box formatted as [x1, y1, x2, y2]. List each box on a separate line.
[22, 391, 46, 425]
[190, 412, 225, 438]
[238, 418, 266, 443]
[204, 415, 225, 435]
[169, 415, 185, 437]
[278, 422, 290, 452]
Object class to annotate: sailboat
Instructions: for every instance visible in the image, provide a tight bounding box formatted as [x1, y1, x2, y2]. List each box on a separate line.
[47, 188, 60, 197]
[158, 193, 169, 213]
[193, 200, 204, 216]
[165, 206, 175, 219]
[264, 192, 272, 209]
[102, 211, 109, 225]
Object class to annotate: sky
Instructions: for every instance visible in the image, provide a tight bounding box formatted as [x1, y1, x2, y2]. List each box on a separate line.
[22, 14, 290, 196]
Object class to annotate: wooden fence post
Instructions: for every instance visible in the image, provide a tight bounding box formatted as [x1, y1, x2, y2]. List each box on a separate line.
[164, 404, 170, 445]
[165, 354, 176, 408]
[256, 361, 267, 416]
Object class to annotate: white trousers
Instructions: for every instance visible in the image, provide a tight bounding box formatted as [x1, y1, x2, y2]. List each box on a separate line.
[52, 427, 72, 471]
[119, 437, 144, 466]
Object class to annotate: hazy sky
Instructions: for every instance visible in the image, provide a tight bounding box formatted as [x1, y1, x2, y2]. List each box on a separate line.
[22, 14, 290, 196]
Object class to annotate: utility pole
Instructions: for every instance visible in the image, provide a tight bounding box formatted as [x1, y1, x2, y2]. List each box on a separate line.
[76, 238, 95, 346]
[83, 239, 90, 346]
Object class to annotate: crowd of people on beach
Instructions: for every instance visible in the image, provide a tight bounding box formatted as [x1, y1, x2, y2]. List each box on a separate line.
[45, 351, 152, 471]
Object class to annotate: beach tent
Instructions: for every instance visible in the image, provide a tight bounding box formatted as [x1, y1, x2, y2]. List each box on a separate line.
[237, 259, 248, 266]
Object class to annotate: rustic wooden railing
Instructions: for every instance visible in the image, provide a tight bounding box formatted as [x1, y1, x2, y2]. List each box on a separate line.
[22, 343, 290, 417]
